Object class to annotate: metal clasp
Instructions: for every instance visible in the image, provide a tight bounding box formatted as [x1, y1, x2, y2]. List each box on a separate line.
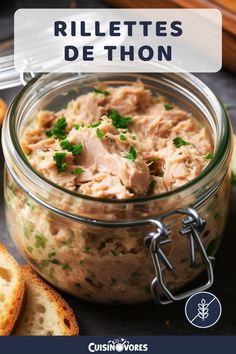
[145, 207, 214, 305]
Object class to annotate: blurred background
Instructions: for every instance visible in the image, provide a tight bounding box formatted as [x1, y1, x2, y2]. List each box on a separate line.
[0, 0, 236, 336]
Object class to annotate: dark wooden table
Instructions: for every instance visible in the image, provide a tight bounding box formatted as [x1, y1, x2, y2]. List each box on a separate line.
[0, 70, 236, 335]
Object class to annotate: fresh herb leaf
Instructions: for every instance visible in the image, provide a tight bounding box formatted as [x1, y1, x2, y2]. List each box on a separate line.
[148, 180, 156, 194]
[35, 234, 46, 249]
[204, 152, 213, 160]
[74, 124, 80, 130]
[164, 103, 173, 110]
[173, 137, 190, 148]
[40, 259, 50, 267]
[125, 146, 136, 161]
[45, 117, 67, 140]
[62, 263, 71, 270]
[60, 139, 83, 156]
[48, 250, 56, 258]
[150, 157, 160, 162]
[83, 246, 92, 254]
[50, 259, 61, 265]
[93, 88, 110, 96]
[96, 128, 105, 139]
[60, 139, 74, 151]
[110, 250, 119, 256]
[72, 167, 84, 176]
[119, 134, 127, 141]
[53, 152, 67, 173]
[109, 109, 132, 129]
[73, 143, 83, 155]
[26, 246, 33, 253]
[89, 121, 101, 128]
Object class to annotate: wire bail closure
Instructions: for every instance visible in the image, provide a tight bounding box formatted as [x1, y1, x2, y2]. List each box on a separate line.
[145, 207, 214, 305]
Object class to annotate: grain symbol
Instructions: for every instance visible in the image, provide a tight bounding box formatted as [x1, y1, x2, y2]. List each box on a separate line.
[198, 299, 209, 321]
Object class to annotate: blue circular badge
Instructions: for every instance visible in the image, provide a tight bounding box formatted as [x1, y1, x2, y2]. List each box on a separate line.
[185, 291, 222, 328]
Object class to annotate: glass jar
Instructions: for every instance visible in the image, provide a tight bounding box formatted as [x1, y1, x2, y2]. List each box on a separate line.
[2, 72, 232, 304]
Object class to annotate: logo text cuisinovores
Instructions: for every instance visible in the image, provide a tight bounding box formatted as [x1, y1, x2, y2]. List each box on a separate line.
[88, 338, 148, 352]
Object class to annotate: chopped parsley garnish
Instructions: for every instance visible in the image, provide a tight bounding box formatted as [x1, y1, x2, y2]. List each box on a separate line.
[62, 263, 71, 270]
[125, 146, 136, 161]
[83, 246, 92, 254]
[150, 157, 160, 162]
[27, 246, 33, 253]
[96, 128, 105, 139]
[48, 250, 56, 258]
[109, 109, 132, 129]
[45, 117, 67, 140]
[164, 103, 173, 110]
[110, 250, 119, 257]
[60, 139, 74, 151]
[73, 143, 83, 155]
[50, 259, 61, 265]
[89, 121, 101, 128]
[74, 124, 80, 130]
[60, 139, 83, 156]
[72, 167, 84, 176]
[148, 180, 156, 194]
[204, 152, 213, 160]
[93, 88, 110, 96]
[53, 152, 67, 173]
[35, 234, 46, 249]
[119, 134, 127, 141]
[173, 137, 190, 148]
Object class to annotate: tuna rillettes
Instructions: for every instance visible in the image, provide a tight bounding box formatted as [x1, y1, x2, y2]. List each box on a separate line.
[21, 83, 212, 199]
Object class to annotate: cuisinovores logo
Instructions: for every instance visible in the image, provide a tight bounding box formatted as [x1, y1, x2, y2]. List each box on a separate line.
[88, 338, 148, 352]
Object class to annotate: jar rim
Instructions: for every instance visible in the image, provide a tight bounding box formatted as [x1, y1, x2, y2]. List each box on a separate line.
[2, 71, 232, 205]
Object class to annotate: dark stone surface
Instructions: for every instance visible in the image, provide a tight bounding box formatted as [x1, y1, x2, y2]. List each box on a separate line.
[0, 70, 236, 335]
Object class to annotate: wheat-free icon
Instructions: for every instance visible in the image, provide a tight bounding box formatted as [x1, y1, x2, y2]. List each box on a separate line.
[185, 291, 222, 328]
[197, 299, 209, 321]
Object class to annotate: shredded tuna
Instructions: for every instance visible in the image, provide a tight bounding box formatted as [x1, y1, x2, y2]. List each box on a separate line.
[21, 82, 213, 199]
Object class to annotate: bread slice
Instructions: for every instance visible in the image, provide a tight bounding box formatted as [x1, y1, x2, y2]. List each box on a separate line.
[14, 266, 79, 336]
[0, 244, 25, 336]
[0, 98, 7, 126]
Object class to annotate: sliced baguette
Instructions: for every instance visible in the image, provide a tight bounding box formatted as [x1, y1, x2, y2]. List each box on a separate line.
[14, 266, 79, 336]
[0, 98, 7, 126]
[0, 244, 25, 336]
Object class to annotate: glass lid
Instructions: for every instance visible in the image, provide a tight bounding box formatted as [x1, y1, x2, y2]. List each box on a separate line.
[0, 34, 21, 90]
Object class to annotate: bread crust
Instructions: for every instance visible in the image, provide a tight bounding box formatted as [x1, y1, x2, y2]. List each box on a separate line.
[0, 98, 7, 127]
[0, 244, 25, 336]
[20, 265, 79, 336]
